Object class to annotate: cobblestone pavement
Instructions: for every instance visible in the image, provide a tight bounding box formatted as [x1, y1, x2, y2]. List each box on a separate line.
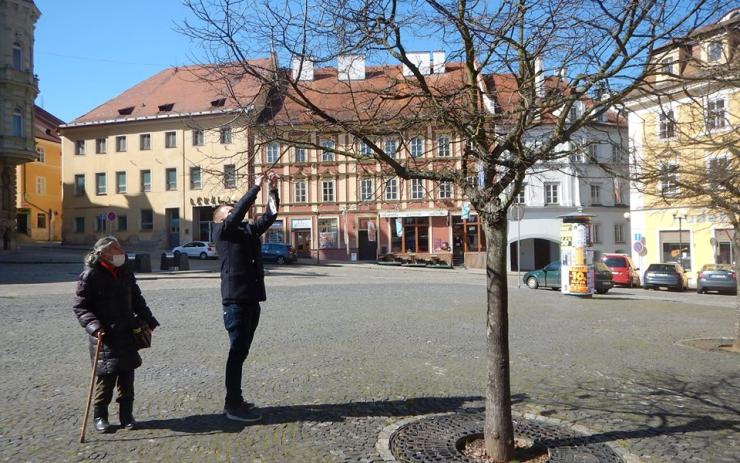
[0, 259, 737, 462]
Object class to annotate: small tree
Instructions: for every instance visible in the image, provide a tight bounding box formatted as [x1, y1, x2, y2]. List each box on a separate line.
[183, 0, 726, 459]
[625, 11, 739, 350]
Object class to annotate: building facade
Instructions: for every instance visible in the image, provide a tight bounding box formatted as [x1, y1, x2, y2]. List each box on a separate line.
[626, 10, 739, 285]
[15, 106, 63, 241]
[0, 0, 40, 250]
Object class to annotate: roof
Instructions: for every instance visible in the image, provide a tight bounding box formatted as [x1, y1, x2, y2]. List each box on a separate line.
[66, 58, 273, 127]
[34, 105, 64, 143]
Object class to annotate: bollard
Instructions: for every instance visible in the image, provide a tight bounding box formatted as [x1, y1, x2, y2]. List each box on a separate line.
[160, 253, 171, 271]
[177, 252, 190, 271]
[134, 254, 152, 273]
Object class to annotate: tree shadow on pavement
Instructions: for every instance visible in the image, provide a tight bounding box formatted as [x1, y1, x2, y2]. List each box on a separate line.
[132, 395, 510, 437]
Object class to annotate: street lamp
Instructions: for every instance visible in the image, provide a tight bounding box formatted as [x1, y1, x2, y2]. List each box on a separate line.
[673, 212, 687, 268]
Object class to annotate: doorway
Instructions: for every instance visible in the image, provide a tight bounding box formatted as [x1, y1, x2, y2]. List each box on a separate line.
[165, 208, 180, 248]
[16, 213, 28, 235]
[293, 230, 311, 257]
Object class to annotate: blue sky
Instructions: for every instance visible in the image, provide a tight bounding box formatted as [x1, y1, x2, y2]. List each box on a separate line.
[34, 1, 196, 122]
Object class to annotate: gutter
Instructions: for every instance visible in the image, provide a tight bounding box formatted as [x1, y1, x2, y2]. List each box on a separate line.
[59, 106, 254, 130]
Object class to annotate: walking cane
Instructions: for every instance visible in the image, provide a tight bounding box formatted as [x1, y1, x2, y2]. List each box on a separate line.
[80, 333, 103, 443]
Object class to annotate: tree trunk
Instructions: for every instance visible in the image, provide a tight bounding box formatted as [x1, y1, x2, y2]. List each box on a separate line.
[483, 217, 515, 462]
[732, 222, 740, 352]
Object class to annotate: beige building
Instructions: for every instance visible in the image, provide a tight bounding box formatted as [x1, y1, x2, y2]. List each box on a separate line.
[0, 0, 40, 250]
[59, 61, 271, 249]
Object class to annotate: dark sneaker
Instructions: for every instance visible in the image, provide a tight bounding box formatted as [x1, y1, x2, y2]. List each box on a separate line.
[94, 417, 113, 433]
[224, 407, 262, 423]
[239, 400, 256, 410]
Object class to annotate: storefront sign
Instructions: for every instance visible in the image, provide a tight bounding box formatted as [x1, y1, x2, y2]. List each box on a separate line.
[291, 218, 312, 229]
[379, 209, 448, 218]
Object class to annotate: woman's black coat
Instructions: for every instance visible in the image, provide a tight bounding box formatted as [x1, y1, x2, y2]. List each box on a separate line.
[73, 262, 158, 375]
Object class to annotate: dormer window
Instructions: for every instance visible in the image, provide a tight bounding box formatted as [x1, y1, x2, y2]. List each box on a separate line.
[661, 57, 674, 75]
[707, 41, 723, 62]
[118, 106, 134, 116]
[158, 103, 175, 112]
[210, 98, 226, 107]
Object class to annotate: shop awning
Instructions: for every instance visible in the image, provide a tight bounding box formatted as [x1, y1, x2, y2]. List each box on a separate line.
[379, 209, 449, 218]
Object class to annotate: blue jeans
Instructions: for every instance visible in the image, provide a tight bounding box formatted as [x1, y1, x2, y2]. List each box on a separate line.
[223, 302, 261, 408]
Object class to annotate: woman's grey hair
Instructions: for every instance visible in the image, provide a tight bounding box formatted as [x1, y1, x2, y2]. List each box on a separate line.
[84, 236, 120, 267]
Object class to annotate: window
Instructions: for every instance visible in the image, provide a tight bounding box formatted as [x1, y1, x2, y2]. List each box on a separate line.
[458, 215, 486, 252]
[95, 173, 107, 195]
[321, 179, 335, 202]
[614, 223, 625, 244]
[611, 144, 624, 163]
[590, 184, 601, 205]
[223, 164, 236, 189]
[266, 142, 280, 163]
[384, 139, 398, 159]
[140, 209, 153, 230]
[707, 41, 723, 62]
[592, 223, 601, 243]
[192, 129, 204, 146]
[95, 138, 107, 154]
[12, 108, 23, 136]
[658, 110, 676, 139]
[391, 217, 430, 253]
[410, 178, 424, 200]
[318, 218, 338, 248]
[588, 144, 599, 163]
[140, 134, 151, 150]
[705, 98, 726, 131]
[321, 140, 334, 161]
[75, 140, 86, 155]
[36, 213, 46, 229]
[660, 230, 691, 271]
[117, 215, 128, 231]
[439, 181, 453, 199]
[165, 168, 177, 191]
[514, 185, 526, 204]
[115, 136, 127, 152]
[35, 176, 46, 194]
[35, 146, 45, 163]
[360, 178, 373, 201]
[661, 57, 674, 75]
[220, 127, 232, 144]
[74, 217, 85, 233]
[544, 183, 559, 205]
[707, 154, 730, 189]
[12, 42, 22, 70]
[294, 146, 306, 163]
[437, 135, 451, 157]
[115, 171, 127, 194]
[294, 180, 307, 203]
[658, 163, 679, 196]
[74, 174, 85, 196]
[165, 131, 177, 148]
[410, 137, 424, 157]
[359, 140, 372, 157]
[190, 167, 202, 190]
[140, 170, 151, 192]
[95, 216, 107, 233]
[384, 178, 398, 200]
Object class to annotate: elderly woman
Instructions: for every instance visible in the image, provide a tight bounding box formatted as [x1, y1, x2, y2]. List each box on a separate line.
[73, 236, 159, 433]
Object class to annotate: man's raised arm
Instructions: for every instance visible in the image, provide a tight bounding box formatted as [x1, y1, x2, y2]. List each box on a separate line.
[222, 175, 263, 232]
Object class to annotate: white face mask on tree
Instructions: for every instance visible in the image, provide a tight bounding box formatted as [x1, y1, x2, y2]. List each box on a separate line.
[111, 254, 126, 267]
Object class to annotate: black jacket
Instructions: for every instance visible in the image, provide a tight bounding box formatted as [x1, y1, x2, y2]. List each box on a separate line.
[73, 262, 159, 375]
[213, 185, 280, 304]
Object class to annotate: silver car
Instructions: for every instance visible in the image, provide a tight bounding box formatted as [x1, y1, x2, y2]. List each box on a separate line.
[172, 241, 218, 259]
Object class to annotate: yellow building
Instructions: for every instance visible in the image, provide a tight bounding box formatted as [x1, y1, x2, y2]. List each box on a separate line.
[626, 10, 739, 286]
[16, 106, 63, 241]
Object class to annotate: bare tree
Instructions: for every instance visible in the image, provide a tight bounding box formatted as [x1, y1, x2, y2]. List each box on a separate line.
[182, 0, 726, 460]
[625, 11, 739, 351]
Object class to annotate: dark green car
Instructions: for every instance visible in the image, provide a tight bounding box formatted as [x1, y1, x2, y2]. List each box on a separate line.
[522, 261, 614, 294]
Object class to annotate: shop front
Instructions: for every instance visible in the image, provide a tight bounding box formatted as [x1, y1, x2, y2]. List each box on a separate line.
[379, 209, 452, 266]
[290, 218, 312, 257]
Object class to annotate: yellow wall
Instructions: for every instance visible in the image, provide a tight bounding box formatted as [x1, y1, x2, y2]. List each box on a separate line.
[16, 136, 62, 240]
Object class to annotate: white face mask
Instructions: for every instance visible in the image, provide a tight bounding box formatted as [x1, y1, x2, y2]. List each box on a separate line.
[110, 254, 126, 267]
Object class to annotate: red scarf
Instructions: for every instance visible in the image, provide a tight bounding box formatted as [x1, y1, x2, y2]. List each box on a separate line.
[100, 259, 119, 279]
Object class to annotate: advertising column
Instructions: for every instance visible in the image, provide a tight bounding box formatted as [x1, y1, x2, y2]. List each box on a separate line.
[559, 212, 595, 297]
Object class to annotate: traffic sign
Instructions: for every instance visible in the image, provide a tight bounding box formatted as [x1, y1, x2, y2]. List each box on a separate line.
[107, 211, 117, 221]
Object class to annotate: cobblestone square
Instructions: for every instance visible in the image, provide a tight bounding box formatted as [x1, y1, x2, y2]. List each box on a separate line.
[0, 258, 737, 462]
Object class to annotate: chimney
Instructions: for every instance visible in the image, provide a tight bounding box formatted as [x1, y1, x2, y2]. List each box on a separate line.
[534, 56, 545, 97]
[337, 55, 365, 81]
[431, 51, 446, 74]
[291, 56, 314, 81]
[403, 52, 431, 76]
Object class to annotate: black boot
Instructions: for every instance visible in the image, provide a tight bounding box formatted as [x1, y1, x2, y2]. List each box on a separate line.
[119, 400, 137, 430]
[93, 406, 112, 433]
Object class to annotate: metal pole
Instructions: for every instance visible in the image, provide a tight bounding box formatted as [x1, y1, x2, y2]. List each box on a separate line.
[517, 213, 521, 288]
[678, 217, 683, 268]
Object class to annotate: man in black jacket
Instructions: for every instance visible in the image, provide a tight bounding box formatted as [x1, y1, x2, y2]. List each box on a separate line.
[213, 172, 279, 422]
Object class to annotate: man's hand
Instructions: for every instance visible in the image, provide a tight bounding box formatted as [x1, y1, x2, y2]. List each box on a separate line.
[95, 329, 105, 339]
[254, 173, 265, 186]
[267, 172, 279, 188]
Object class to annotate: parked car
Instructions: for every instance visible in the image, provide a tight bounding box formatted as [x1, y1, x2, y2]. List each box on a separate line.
[600, 253, 640, 287]
[261, 243, 297, 264]
[172, 241, 218, 259]
[696, 264, 737, 294]
[523, 261, 562, 290]
[594, 262, 615, 294]
[643, 263, 688, 291]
